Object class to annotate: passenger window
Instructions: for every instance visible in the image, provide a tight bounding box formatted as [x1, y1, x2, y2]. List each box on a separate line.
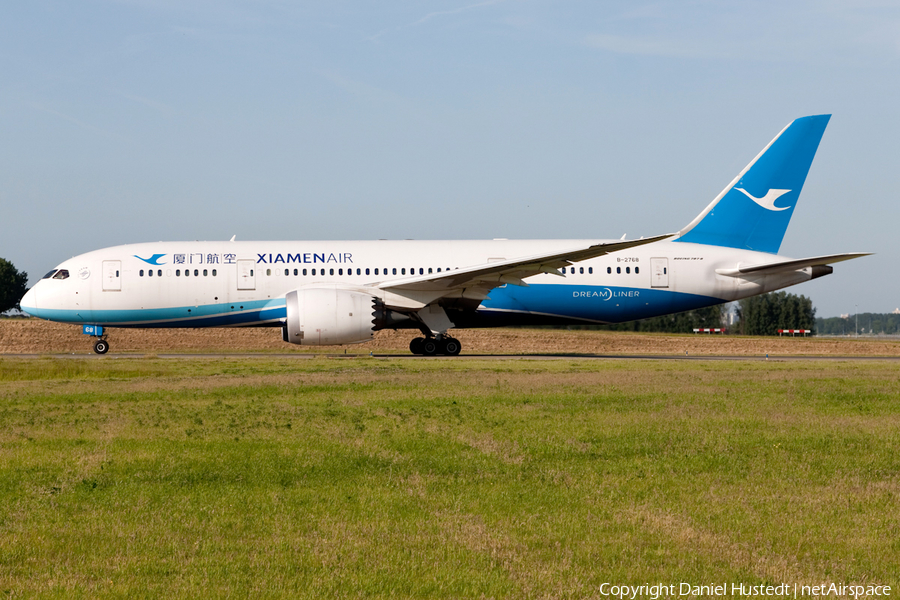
[428, 268, 432, 274]
[185, 269, 189, 277]
[401, 268, 406, 275]
[664, 268, 667, 274]
[302, 269, 307, 276]
[266, 269, 271, 276]
[148, 270, 153, 277]
[176, 269, 181, 276]
[212, 269, 217, 276]
[419, 268, 424, 275]
[158, 270, 162, 277]
[339, 269, 343, 276]
[329, 268, 334, 276]
[366, 268, 370, 275]
[284, 269, 289, 276]
[589, 267, 593, 274]
[616, 267, 621, 274]
[580, 267, 584, 274]
[437, 268, 441, 273]
[561, 267, 566, 274]
[203, 269, 208, 276]
[356, 268, 360, 275]
[140, 270, 144, 277]
[635, 267, 639, 274]
[607, 267, 611, 274]
[194, 269, 199, 276]
[626, 267, 630, 274]
[393, 268, 397, 275]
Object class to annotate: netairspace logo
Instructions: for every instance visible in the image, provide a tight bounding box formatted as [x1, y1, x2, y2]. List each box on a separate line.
[597, 582, 892, 599]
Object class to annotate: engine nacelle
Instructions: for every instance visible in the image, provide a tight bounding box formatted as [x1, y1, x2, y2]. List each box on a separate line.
[283, 287, 377, 345]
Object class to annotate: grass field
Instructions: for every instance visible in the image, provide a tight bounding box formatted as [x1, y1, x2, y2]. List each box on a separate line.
[0, 357, 898, 598]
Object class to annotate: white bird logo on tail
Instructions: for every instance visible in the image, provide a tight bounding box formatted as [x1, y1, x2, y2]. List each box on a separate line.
[735, 188, 792, 211]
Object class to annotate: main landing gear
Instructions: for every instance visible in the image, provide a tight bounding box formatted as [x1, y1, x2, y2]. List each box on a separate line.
[409, 336, 462, 356]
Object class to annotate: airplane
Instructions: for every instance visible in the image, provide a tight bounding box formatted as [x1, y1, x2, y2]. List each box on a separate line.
[20, 114, 869, 355]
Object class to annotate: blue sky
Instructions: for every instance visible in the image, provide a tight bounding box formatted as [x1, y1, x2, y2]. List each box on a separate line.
[2, 1, 898, 317]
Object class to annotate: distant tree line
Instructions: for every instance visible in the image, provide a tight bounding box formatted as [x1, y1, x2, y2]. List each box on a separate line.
[559, 292, 816, 335]
[817, 313, 900, 335]
[556, 304, 725, 333]
[735, 292, 816, 335]
[0, 258, 28, 314]
[593, 305, 725, 333]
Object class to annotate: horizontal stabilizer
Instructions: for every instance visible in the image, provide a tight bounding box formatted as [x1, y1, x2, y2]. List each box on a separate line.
[715, 252, 872, 277]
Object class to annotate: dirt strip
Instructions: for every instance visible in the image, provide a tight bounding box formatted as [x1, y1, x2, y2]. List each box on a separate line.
[2, 318, 898, 356]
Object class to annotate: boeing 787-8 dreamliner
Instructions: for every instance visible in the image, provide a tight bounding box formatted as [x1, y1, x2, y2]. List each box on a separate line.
[21, 115, 868, 355]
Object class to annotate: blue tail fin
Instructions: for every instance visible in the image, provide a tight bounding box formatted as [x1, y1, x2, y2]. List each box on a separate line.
[675, 115, 831, 254]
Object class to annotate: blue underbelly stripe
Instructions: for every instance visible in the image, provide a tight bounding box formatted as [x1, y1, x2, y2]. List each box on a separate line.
[26, 284, 721, 328]
[26, 298, 287, 327]
[478, 284, 721, 323]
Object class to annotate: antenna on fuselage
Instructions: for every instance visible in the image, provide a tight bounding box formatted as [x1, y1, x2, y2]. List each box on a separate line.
[230, 235, 236, 242]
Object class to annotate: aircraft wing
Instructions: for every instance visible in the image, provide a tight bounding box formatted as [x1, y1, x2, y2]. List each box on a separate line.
[376, 233, 674, 303]
[715, 252, 872, 277]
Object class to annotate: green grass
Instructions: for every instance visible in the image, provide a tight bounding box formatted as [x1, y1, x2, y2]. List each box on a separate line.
[0, 357, 898, 598]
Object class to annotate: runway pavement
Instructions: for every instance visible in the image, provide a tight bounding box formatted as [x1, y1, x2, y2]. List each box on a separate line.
[3, 352, 900, 361]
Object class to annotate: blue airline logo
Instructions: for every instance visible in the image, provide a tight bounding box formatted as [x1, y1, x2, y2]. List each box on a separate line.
[134, 254, 167, 265]
[734, 188, 792, 212]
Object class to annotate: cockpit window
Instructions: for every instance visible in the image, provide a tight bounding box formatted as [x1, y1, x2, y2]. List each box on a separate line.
[52, 269, 70, 280]
[42, 270, 58, 279]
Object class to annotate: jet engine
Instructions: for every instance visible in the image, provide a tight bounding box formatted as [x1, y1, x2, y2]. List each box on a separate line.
[282, 286, 414, 345]
[282, 287, 378, 345]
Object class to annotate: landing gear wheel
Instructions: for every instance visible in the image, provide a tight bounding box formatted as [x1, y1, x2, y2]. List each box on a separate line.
[421, 339, 439, 356]
[409, 337, 425, 355]
[93, 339, 109, 355]
[439, 337, 461, 356]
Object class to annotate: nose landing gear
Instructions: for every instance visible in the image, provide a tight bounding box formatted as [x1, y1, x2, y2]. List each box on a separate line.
[83, 325, 110, 354]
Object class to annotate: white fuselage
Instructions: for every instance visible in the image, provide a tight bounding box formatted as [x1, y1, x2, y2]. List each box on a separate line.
[21, 238, 815, 329]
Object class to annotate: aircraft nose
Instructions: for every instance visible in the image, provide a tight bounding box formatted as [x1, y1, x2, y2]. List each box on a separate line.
[19, 286, 38, 315]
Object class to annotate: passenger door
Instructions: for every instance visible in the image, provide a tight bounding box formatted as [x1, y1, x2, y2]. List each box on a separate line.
[237, 259, 256, 291]
[650, 258, 669, 288]
[102, 260, 121, 291]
